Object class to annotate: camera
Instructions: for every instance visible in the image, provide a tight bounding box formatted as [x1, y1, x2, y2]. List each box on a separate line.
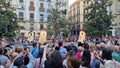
[24, 46, 30, 51]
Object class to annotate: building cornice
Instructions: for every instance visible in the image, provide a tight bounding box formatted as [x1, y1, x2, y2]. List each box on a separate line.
[113, 13, 120, 15]
[69, 0, 80, 8]
[18, 20, 48, 23]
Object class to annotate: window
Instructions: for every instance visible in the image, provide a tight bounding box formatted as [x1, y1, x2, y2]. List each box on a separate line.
[30, 13, 34, 18]
[19, 0, 24, 9]
[20, 26, 25, 30]
[29, 1, 35, 11]
[19, 0, 23, 2]
[47, 15, 51, 21]
[40, 24, 43, 30]
[19, 12, 24, 20]
[30, 13, 34, 21]
[109, 6, 112, 14]
[30, 24, 34, 30]
[40, 0, 44, 1]
[40, 3, 44, 12]
[84, 1, 85, 4]
[118, 4, 120, 13]
[47, 0, 51, 2]
[8, 0, 12, 4]
[47, 8, 51, 12]
[19, 0, 23, 5]
[40, 14, 44, 21]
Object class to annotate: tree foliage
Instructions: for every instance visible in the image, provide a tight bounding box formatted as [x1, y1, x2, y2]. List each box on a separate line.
[0, 1, 19, 39]
[85, 0, 113, 37]
[47, 0, 71, 36]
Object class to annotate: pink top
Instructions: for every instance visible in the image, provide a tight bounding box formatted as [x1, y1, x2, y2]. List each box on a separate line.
[75, 52, 81, 59]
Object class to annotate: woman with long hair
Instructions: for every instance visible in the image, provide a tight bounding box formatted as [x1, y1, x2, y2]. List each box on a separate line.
[81, 49, 91, 68]
[45, 50, 63, 68]
[63, 50, 80, 68]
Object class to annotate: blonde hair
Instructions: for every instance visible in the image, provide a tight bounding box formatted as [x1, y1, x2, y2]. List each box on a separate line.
[10, 52, 18, 62]
[95, 45, 101, 50]
[89, 45, 94, 52]
[78, 46, 84, 52]
[16, 46, 23, 53]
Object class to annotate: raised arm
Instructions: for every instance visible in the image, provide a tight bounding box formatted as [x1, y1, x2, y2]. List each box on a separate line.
[43, 44, 48, 61]
[27, 52, 35, 68]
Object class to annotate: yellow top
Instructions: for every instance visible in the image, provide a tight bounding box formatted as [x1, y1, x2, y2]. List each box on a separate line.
[78, 30, 86, 43]
[38, 30, 47, 45]
[28, 32, 34, 42]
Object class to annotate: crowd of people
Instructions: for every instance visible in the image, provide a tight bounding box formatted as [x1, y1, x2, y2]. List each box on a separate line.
[0, 36, 120, 68]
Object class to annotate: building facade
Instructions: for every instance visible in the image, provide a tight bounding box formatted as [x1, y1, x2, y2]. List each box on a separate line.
[110, 0, 120, 36]
[68, 0, 89, 35]
[69, 0, 120, 37]
[9, 0, 68, 37]
[52, 0, 68, 18]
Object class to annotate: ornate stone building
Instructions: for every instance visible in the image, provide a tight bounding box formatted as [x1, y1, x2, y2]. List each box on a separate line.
[68, 0, 89, 35]
[9, 0, 68, 37]
[110, 0, 120, 36]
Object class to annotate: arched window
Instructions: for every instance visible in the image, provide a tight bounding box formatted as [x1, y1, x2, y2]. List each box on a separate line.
[30, 24, 34, 30]
[20, 26, 25, 30]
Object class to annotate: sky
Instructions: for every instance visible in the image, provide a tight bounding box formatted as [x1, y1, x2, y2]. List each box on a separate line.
[69, 0, 76, 6]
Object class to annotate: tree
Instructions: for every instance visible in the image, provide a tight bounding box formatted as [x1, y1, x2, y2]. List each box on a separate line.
[47, 0, 71, 37]
[85, 0, 113, 37]
[0, 1, 19, 39]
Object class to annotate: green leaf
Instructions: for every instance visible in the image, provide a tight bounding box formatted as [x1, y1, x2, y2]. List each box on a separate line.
[85, 0, 113, 37]
[0, 1, 19, 39]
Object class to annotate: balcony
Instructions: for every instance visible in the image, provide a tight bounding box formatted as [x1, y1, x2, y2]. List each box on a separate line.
[19, 0, 23, 2]
[39, 8, 45, 12]
[40, 18, 44, 22]
[62, 3, 66, 6]
[40, 0, 44, 1]
[19, 17, 24, 21]
[30, 23, 34, 30]
[47, 9, 51, 13]
[30, 18, 34, 22]
[47, 19, 51, 21]
[47, 0, 51, 2]
[18, 5, 24, 10]
[30, 27, 34, 30]
[115, 23, 120, 28]
[29, 7, 35, 11]
[47, 16, 51, 21]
